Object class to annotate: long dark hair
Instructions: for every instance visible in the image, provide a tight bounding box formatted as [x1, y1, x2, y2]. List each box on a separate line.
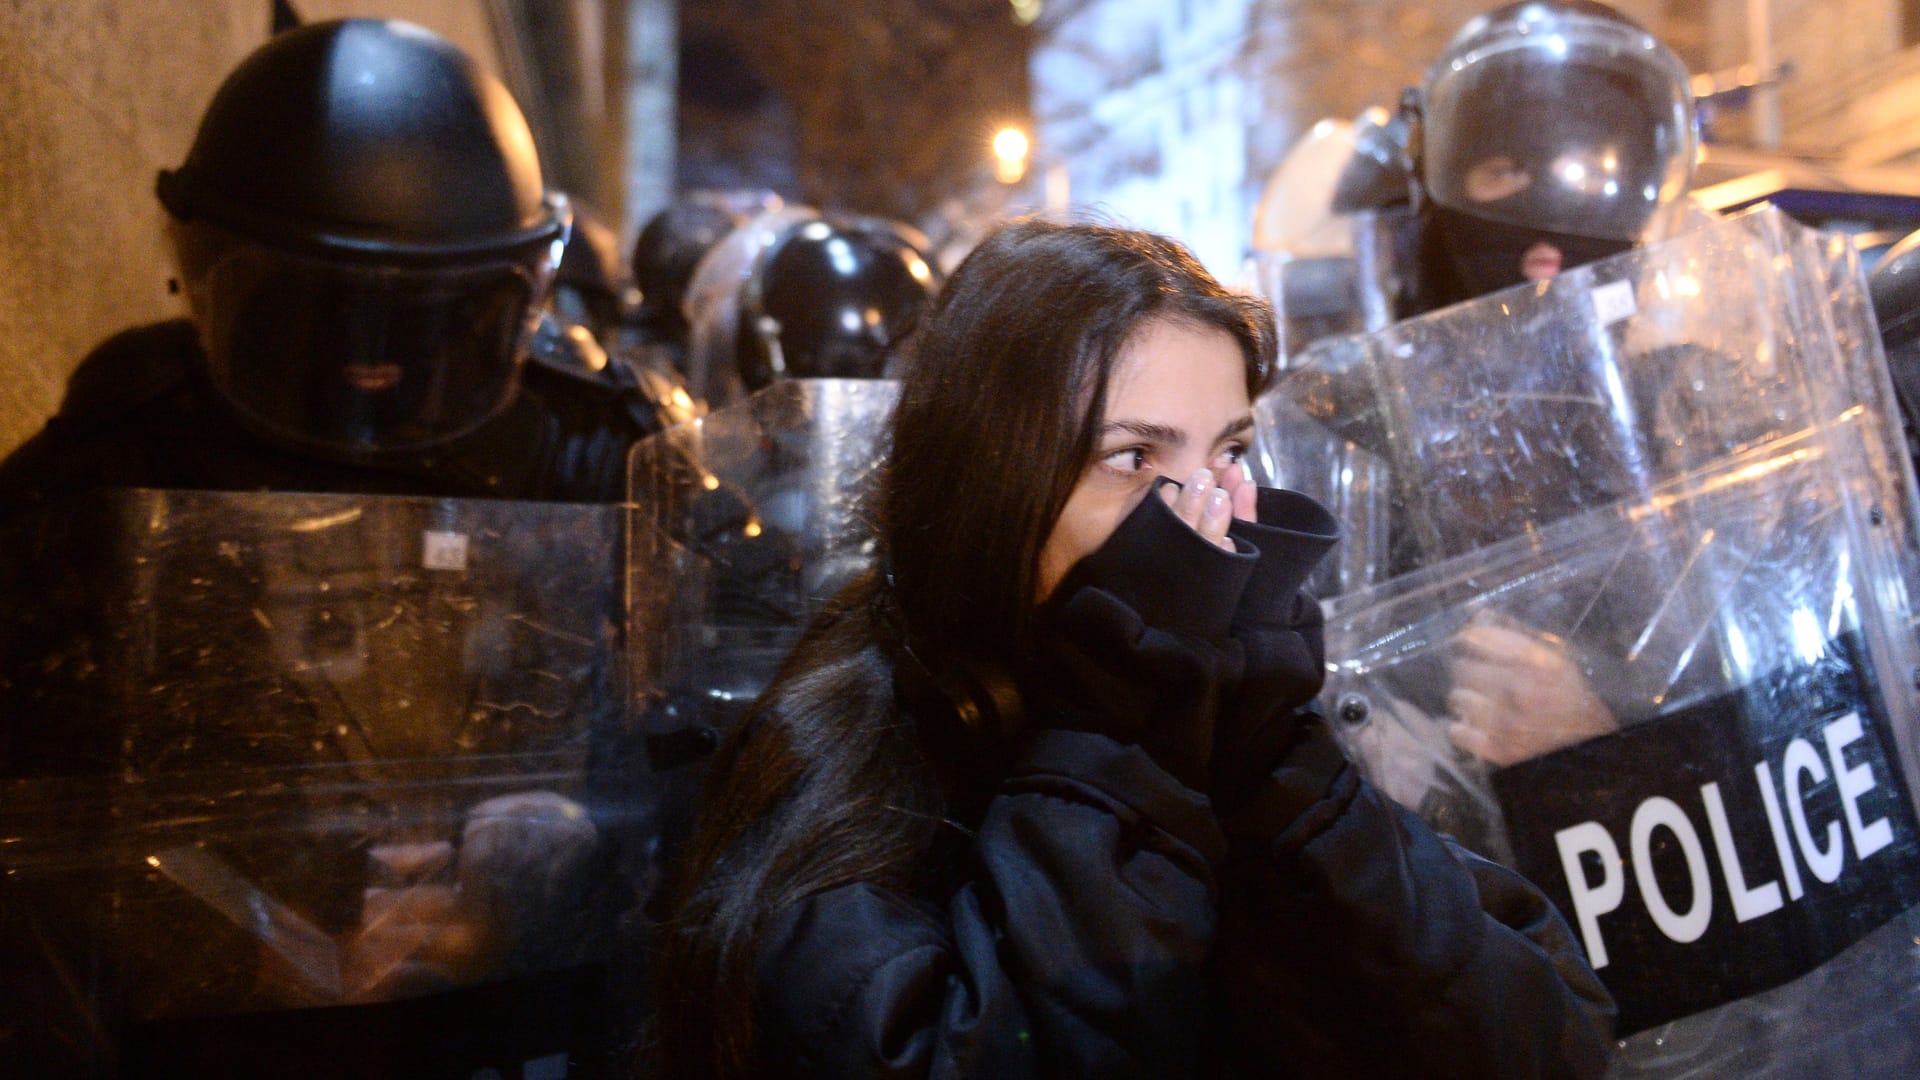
[647, 217, 1275, 1077]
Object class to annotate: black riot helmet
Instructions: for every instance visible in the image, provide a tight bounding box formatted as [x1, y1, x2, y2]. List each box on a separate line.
[630, 190, 780, 354]
[740, 216, 938, 392]
[683, 209, 938, 408]
[1417, 0, 1697, 300]
[157, 19, 571, 460]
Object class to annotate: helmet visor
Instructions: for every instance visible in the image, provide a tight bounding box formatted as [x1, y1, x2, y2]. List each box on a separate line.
[1423, 12, 1695, 242]
[185, 229, 557, 457]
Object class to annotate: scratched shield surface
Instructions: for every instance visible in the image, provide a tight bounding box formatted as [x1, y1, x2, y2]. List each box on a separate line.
[1266, 207, 1920, 1073]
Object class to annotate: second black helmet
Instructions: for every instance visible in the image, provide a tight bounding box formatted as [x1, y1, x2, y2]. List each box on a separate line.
[684, 209, 938, 408]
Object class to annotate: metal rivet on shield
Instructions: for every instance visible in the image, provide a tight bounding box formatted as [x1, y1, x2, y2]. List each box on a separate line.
[1337, 693, 1370, 727]
[1870, 504, 1886, 526]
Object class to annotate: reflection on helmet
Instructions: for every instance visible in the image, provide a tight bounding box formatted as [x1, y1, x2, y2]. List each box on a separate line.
[683, 210, 938, 409]
[157, 19, 570, 460]
[1420, 0, 1696, 246]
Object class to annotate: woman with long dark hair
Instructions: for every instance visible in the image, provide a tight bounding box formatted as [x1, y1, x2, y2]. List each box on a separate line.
[648, 218, 1616, 1077]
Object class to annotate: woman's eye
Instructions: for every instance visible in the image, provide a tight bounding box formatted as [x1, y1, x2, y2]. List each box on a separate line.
[1213, 443, 1247, 470]
[1099, 446, 1149, 473]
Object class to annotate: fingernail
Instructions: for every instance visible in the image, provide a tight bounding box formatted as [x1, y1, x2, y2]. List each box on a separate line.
[1188, 469, 1213, 495]
[1204, 485, 1230, 519]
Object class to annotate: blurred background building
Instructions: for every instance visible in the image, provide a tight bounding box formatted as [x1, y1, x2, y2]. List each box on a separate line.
[8, 0, 1920, 456]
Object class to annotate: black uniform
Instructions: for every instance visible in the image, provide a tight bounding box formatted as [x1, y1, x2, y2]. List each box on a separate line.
[0, 318, 661, 514]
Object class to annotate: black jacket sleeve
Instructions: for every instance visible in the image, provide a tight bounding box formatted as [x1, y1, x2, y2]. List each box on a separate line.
[1211, 488, 1619, 1079]
[1212, 718, 1618, 1078]
[755, 731, 1226, 1078]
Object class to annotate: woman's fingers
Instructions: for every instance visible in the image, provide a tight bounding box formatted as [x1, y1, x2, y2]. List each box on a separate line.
[1161, 469, 1234, 550]
[1231, 472, 1258, 523]
[1170, 468, 1212, 525]
[1198, 483, 1233, 548]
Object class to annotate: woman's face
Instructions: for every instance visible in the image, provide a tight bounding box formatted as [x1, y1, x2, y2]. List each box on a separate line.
[1035, 316, 1253, 602]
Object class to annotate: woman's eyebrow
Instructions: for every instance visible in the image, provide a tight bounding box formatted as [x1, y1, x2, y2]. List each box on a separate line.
[1098, 414, 1254, 446]
[1098, 419, 1185, 445]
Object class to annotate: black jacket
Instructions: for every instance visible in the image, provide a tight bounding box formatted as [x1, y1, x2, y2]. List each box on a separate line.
[750, 488, 1617, 1077]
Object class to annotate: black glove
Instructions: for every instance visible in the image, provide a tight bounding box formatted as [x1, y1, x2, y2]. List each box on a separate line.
[1208, 487, 1341, 814]
[1028, 481, 1256, 789]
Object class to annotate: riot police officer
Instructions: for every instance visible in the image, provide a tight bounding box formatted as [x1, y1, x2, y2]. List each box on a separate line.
[682, 207, 940, 410]
[1258, 2, 1705, 788]
[0, 19, 666, 516]
[532, 198, 705, 431]
[1409, 0, 1698, 312]
[0, 20, 658, 1077]
[627, 191, 779, 374]
[1300, 0, 1700, 324]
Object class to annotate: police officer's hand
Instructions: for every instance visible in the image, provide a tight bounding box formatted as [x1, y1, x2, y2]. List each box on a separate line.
[1445, 613, 1616, 767]
[341, 879, 480, 1001]
[456, 790, 602, 965]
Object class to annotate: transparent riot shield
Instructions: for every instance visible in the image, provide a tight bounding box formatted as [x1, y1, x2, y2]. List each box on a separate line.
[0, 490, 637, 1076]
[1276, 207, 1920, 1073]
[1246, 386, 1391, 600]
[625, 378, 895, 856]
[1267, 205, 1920, 584]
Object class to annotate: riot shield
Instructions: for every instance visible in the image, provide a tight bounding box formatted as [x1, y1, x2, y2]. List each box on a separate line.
[1268, 205, 1920, 583]
[1271, 207, 1920, 1071]
[0, 490, 639, 1076]
[680, 205, 824, 411]
[625, 378, 895, 856]
[1247, 360, 1392, 601]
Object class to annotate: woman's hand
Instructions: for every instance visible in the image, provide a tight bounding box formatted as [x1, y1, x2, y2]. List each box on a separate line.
[1445, 614, 1617, 767]
[1160, 463, 1260, 550]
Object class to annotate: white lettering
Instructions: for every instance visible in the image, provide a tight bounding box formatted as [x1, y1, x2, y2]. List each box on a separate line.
[1546, 717, 1903, 969]
[1630, 797, 1713, 945]
[1784, 738, 1845, 883]
[1701, 781, 1784, 922]
[1824, 713, 1894, 861]
[1754, 760, 1807, 901]
[1554, 821, 1624, 969]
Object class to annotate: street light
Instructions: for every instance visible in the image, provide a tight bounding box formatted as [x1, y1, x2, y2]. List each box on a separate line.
[993, 126, 1030, 184]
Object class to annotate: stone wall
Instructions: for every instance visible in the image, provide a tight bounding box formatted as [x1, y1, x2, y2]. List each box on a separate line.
[1029, 0, 1519, 278]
